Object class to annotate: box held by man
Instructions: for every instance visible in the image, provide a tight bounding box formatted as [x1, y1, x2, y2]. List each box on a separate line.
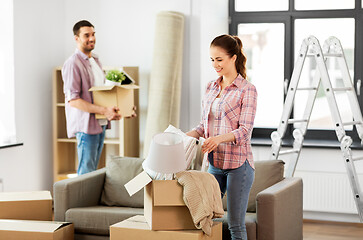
[89, 84, 139, 119]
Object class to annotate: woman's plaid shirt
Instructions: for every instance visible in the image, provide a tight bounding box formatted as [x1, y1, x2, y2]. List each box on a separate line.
[194, 74, 257, 169]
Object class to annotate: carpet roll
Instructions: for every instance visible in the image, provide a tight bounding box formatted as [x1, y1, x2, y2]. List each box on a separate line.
[144, 11, 185, 157]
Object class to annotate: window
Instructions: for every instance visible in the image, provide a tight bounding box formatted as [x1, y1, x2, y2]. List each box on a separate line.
[0, 0, 16, 147]
[229, 0, 363, 145]
[295, 0, 354, 10]
[294, 18, 355, 130]
[235, 0, 288, 12]
[238, 23, 285, 128]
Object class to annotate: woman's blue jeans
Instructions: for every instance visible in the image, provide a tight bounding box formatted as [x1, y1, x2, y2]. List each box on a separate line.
[75, 126, 106, 175]
[208, 160, 255, 240]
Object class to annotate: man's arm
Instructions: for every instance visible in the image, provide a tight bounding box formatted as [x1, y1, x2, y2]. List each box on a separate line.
[69, 98, 121, 121]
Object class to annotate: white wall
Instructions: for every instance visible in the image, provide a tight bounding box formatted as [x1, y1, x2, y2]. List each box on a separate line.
[253, 145, 363, 222]
[0, 0, 65, 192]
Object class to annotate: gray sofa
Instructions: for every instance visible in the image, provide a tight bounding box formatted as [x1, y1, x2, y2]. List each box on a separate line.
[54, 157, 303, 240]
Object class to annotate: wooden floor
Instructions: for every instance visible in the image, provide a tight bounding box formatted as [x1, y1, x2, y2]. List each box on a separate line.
[303, 220, 363, 240]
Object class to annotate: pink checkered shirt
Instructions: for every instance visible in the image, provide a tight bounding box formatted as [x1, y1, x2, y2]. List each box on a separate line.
[194, 74, 257, 169]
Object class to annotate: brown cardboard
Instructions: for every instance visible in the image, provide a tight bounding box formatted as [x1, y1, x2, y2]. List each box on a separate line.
[0, 191, 52, 221]
[110, 215, 222, 240]
[0, 219, 74, 240]
[89, 84, 139, 119]
[144, 180, 196, 230]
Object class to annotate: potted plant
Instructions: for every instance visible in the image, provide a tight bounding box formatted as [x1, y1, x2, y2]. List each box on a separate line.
[105, 69, 126, 86]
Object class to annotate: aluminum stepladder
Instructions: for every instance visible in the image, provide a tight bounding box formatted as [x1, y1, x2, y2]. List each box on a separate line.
[270, 35, 363, 222]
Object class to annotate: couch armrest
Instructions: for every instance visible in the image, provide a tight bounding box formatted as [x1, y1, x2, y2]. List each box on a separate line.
[53, 168, 106, 221]
[256, 177, 303, 240]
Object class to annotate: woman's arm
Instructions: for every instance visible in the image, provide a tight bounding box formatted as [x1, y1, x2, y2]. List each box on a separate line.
[186, 130, 201, 139]
[231, 84, 258, 145]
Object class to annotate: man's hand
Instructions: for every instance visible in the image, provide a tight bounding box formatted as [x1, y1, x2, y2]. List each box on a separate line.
[104, 106, 121, 121]
[126, 106, 137, 118]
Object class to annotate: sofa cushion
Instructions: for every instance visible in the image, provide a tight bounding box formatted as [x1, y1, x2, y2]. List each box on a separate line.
[215, 212, 256, 240]
[66, 206, 144, 235]
[248, 160, 284, 212]
[100, 156, 144, 208]
[222, 160, 284, 212]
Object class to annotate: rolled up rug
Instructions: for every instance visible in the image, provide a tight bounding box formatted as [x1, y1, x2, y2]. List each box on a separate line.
[144, 11, 185, 157]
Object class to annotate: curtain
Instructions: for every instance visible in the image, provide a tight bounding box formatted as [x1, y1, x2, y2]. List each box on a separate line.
[0, 0, 16, 145]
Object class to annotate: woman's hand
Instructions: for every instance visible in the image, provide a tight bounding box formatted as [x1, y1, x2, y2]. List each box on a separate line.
[202, 136, 222, 153]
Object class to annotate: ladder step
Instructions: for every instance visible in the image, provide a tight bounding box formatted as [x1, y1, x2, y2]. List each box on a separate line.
[332, 87, 353, 91]
[279, 149, 299, 155]
[287, 119, 308, 124]
[324, 53, 344, 57]
[342, 121, 363, 126]
[297, 87, 318, 90]
[306, 53, 343, 57]
[352, 156, 363, 162]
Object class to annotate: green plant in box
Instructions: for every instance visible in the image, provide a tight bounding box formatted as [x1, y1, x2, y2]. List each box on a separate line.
[105, 70, 126, 83]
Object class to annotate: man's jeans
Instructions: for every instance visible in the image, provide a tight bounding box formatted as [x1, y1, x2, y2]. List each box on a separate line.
[75, 126, 106, 175]
[208, 160, 255, 240]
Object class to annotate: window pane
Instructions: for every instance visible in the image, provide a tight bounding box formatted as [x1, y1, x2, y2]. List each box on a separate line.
[295, 0, 354, 10]
[235, 0, 288, 12]
[294, 18, 355, 130]
[238, 23, 285, 128]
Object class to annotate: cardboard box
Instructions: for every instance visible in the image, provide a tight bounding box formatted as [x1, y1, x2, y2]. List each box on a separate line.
[110, 215, 222, 240]
[0, 219, 74, 240]
[144, 180, 196, 230]
[0, 191, 52, 221]
[89, 84, 139, 119]
[125, 172, 196, 230]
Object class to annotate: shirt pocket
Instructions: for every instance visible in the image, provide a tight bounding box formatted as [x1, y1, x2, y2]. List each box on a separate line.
[222, 101, 241, 124]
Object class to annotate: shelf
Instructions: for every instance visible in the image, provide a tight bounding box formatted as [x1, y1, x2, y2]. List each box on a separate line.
[56, 171, 78, 181]
[58, 138, 76, 143]
[53, 66, 140, 183]
[104, 138, 120, 144]
[57, 138, 120, 144]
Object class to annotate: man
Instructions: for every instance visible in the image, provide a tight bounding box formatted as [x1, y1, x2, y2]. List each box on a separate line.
[62, 20, 121, 175]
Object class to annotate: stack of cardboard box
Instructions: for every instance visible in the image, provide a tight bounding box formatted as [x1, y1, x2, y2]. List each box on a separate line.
[0, 191, 73, 239]
[111, 174, 222, 240]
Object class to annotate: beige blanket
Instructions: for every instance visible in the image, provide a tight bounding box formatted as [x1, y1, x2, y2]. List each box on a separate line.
[175, 170, 224, 235]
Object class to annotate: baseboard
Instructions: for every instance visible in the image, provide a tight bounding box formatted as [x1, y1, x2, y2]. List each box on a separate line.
[303, 211, 362, 224]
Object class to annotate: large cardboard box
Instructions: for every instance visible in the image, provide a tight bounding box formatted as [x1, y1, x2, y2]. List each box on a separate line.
[0, 191, 52, 221]
[89, 84, 139, 119]
[0, 219, 74, 240]
[144, 180, 196, 230]
[110, 215, 222, 240]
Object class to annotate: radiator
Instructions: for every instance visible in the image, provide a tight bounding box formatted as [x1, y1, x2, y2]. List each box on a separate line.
[294, 170, 363, 214]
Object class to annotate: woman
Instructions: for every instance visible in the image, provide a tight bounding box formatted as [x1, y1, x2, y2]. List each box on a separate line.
[187, 34, 257, 240]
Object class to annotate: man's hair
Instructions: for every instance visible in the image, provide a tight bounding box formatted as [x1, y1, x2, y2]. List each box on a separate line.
[73, 20, 94, 36]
